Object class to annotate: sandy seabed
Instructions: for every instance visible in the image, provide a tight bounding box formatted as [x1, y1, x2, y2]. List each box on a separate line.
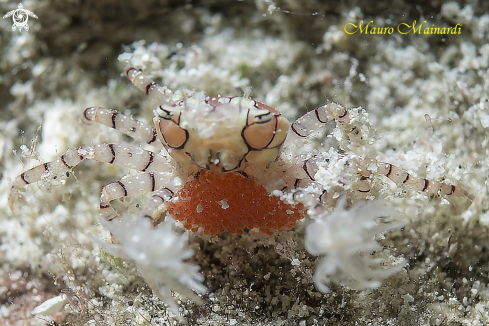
[0, 0, 488, 325]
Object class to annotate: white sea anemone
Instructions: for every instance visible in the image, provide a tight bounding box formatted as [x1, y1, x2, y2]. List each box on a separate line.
[305, 198, 405, 293]
[89, 216, 207, 320]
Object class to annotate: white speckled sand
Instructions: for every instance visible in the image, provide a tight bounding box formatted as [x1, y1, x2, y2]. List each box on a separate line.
[1, 0, 488, 325]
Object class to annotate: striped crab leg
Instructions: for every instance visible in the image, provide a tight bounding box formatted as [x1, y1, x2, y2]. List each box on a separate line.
[286, 102, 474, 202]
[81, 107, 162, 149]
[357, 157, 475, 201]
[9, 144, 171, 209]
[294, 154, 473, 202]
[100, 172, 178, 223]
[286, 101, 362, 145]
[140, 178, 183, 222]
[279, 155, 333, 215]
[125, 67, 174, 104]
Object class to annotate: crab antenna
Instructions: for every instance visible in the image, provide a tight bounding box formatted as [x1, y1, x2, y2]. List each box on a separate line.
[180, 88, 188, 110]
[243, 86, 252, 99]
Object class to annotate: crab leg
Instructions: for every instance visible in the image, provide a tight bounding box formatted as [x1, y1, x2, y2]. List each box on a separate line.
[287, 102, 473, 202]
[287, 153, 474, 203]
[9, 144, 171, 208]
[125, 68, 173, 104]
[141, 178, 182, 222]
[100, 172, 176, 223]
[350, 178, 373, 201]
[289, 188, 328, 216]
[286, 102, 360, 145]
[81, 107, 162, 148]
[357, 157, 474, 201]
[292, 154, 373, 202]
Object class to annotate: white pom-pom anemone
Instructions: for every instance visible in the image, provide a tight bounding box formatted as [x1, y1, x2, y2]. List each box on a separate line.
[305, 198, 406, 293]
[89, 217, 207, 320]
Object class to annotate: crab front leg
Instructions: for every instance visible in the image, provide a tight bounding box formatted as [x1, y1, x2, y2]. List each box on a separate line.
[140, 179, 182, 221]
[279, 155, 334, 215]
[9, 144, 171, 208]
[81, 107, 162, 149]
[286, 101, 361, 145]
[284, 154, 368, 213]
[100, 172, 178, 223]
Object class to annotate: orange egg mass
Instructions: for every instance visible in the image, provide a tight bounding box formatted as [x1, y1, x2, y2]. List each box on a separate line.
[167, 170, 305, 235]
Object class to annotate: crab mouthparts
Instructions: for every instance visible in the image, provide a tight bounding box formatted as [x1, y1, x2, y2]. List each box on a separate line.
[189, 147, 241, 172]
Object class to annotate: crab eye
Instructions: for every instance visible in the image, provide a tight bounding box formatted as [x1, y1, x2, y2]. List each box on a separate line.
[155, 105, 174, 120]
[254, 111, 273, 124]
[243, 110, 277, 150]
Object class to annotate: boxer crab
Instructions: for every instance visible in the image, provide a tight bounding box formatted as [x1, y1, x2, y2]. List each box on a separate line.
[9, 67, 474, 320]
